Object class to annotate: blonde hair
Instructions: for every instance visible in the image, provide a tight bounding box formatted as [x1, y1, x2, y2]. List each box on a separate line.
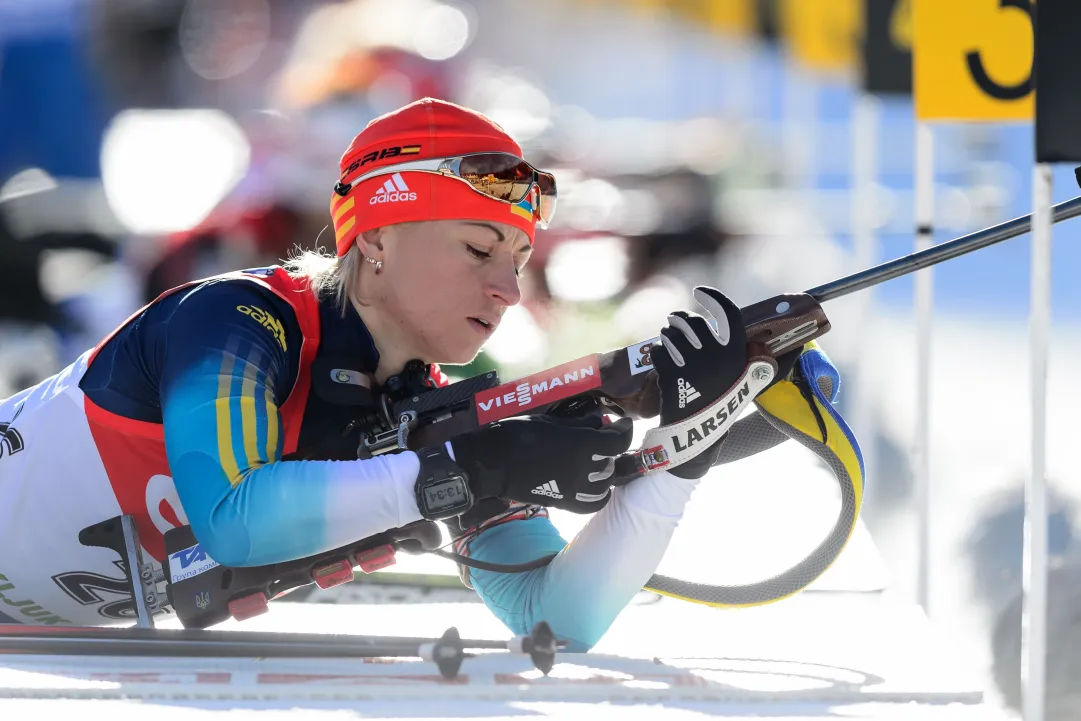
[283, 223, 417, 315]
[283, 242, 363, 315]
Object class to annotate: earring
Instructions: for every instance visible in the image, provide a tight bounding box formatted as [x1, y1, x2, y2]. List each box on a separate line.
[365, 256, 383, 274]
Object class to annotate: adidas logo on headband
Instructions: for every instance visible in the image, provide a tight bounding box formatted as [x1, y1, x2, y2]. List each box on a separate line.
[370, 173, 417, 205]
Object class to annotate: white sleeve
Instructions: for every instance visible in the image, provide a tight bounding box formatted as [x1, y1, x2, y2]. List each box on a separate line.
[464, 467, 702, 650]
[541, 469, 701, 624]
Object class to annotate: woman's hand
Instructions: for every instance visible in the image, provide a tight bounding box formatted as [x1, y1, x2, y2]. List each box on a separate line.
[449, 414, 634, 513]
[651, 286, 758, 479]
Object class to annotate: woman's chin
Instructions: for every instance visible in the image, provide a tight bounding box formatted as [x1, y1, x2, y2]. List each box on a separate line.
[432, 340, 483, 367]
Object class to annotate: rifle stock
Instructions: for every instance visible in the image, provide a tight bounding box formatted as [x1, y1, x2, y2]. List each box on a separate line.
[399, 292, 830, 446]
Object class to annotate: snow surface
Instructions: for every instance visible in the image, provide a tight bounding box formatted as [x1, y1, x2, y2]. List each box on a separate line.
[0, 386, 1008, 718]
[0, 587, 1000, 719]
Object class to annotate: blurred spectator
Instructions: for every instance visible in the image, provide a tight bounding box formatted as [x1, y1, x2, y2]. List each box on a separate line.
[0, 196, 118, 396]
[0, 199, 117, 329]
[620, 170, 734, 289]
[963, 484, 1077, 618]
[141, 202, 308, 303]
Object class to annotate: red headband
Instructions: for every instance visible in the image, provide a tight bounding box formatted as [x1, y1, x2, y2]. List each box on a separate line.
[330, 98, 536, 257]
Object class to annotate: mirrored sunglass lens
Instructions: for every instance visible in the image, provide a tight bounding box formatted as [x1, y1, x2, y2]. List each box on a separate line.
[534, 172, 556, 225]
[536, 172, 556, 195]
[459, 154, 534, 202]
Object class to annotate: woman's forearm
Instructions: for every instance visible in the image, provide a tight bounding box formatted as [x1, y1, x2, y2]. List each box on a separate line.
[465, 469, 701, 651]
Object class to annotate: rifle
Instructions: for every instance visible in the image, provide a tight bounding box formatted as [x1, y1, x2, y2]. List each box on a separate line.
[155, 192, 1081, 629]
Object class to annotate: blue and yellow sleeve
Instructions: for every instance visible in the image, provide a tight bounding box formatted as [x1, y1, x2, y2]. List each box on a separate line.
[159, 281, 422, 567]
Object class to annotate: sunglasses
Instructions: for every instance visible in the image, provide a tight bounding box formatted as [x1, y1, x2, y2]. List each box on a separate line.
[334, 152, 557, 229]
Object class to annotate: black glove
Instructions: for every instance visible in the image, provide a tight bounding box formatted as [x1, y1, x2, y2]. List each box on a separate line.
[449, 414, 634, 514]
[652, 286, 752, 479]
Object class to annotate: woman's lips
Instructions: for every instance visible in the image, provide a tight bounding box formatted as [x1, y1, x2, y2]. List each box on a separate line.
[468, 317, 495, 336]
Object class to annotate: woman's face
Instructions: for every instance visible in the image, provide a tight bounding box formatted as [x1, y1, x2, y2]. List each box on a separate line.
[366, 219, 533, 365]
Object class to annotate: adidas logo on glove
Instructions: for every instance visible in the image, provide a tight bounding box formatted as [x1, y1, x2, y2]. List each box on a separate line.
[531, 480, 563, 499]
[677, 378, 700, 408]
[370, 173, 417, 204]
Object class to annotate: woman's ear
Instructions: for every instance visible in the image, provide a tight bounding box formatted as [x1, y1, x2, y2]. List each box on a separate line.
[356, 227, 386, 260]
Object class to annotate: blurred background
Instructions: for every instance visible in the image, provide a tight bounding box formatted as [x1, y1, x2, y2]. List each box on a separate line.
[2, 0, 1078, 716]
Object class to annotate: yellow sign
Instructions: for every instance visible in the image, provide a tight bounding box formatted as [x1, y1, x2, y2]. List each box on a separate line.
[706, 0, 756, 37]
[914, 0, 1034, 121]
[664, 0, 754, 36]
[781, 0, 861, 74]
[571, 0, 754, 36]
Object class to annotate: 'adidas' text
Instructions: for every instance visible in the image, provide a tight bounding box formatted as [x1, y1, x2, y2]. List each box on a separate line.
[531, 481, 563, 499]
[677, 378, 701, 408]
[370, 173, 417, 205]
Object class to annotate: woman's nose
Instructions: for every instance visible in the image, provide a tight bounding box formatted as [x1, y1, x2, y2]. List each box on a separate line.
[485, 259, 522, 307]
